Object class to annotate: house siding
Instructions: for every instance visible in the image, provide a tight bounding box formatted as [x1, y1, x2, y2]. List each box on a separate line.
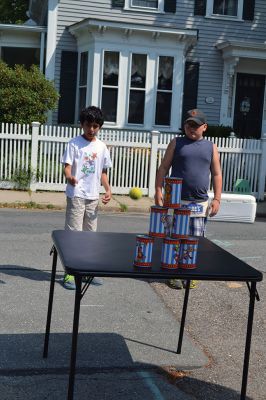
[52, 0, 266, 127]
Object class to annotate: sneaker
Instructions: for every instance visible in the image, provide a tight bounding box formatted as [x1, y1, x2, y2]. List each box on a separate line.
[167, 279, 183, 289]
[63, 274, 76, 290]
[182, 280, 198, 289]
[82, 276, 103, 286]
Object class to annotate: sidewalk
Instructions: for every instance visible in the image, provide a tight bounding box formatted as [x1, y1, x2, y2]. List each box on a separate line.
[0, 189, 265, 216]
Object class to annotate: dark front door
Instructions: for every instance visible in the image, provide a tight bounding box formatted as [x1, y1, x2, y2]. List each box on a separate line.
[233, 73, 265, 139]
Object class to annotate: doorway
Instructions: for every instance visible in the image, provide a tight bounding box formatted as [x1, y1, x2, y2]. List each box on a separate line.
[233, 73, 265, 139]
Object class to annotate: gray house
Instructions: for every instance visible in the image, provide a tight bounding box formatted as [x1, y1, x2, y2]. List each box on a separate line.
[2, 0, 266, 139]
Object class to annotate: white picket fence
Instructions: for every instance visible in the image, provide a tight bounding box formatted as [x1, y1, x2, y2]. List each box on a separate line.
[0, 122, 266, 199]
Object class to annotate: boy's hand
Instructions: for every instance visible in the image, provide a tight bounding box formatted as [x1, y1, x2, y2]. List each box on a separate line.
[154, 189, 163, 206]
[102, 190, 111, 204]
[67, 176, 78, 186]
[209, 199, 220, 217]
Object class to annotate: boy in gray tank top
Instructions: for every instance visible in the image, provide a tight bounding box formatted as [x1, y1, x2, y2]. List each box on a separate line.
[155, 109, 222, 289]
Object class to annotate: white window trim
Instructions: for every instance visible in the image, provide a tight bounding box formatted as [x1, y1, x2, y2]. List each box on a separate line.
[206, 0, 244, 20]
[124, 0, 164, 13]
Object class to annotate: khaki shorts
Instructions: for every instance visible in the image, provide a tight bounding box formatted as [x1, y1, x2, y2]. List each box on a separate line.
[65, 197, 99, 232]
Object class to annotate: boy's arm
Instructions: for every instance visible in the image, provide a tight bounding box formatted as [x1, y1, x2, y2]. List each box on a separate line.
[101, 169, 112, 204]
[209, 144, 222, 217]
[64, 163, 78, 186]
[155, 138, 176, 206]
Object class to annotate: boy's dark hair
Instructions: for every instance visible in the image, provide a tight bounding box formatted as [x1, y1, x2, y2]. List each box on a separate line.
[79, 106, 104, 127]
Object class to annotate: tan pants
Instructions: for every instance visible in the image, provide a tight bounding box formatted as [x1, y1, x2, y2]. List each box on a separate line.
[65, 197, 99, 232]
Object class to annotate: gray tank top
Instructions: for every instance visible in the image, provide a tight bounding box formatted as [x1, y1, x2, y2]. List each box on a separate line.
[171, 136, 213, 201]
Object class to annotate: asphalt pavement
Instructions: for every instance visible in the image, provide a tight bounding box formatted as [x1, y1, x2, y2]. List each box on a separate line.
[0, 191, 265, 400]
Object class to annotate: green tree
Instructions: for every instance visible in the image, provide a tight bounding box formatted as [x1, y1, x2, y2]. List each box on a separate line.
[0, 61, 59, 124]
[0, 0, 28, 24]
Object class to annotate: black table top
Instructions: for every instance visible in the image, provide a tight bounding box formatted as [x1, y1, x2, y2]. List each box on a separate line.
[52, 230, 263, 282]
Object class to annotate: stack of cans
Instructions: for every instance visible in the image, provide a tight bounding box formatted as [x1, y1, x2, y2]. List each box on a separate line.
[133, 176, 199, 270]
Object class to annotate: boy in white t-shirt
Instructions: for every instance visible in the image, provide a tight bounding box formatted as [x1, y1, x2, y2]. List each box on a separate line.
[61, 106, 112, 289]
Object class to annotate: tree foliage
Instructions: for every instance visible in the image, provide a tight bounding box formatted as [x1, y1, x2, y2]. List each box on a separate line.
[0, 61, 59, 124]
[0, 0, 28, 24]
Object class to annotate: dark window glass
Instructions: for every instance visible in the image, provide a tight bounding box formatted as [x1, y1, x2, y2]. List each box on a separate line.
[79, 52, 88, 85]
[158, 56, 173, 90]
[155, 92, 172, 125]
[128, 91, 145, 124]
[131, 54, 146, 88]
[2, 47, 40, 69]
[101, 88, 118, 122]
[132, 0, 158, 8]
[103, 52, 119, 86]
[213, 0, 237, 16]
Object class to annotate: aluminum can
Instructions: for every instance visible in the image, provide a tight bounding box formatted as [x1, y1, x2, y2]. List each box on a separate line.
[163, 177, 182, 209]
[179, 237, 199, 269]
[171, 208, 191, 238]
[134, 235, 154, 267]
[161, 237, 180, 269]
[149, 206, 169, 238]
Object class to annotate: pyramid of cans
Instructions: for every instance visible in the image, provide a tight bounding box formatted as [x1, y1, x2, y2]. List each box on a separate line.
[134, 177, 199, 270]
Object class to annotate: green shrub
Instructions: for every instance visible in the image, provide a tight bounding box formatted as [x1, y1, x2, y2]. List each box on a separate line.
[205, 125, 233, 138]
[0, 61, 59, 124]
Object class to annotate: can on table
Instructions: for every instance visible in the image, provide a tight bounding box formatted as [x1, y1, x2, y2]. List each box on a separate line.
[163, 177, 182, 209]
[171, 208, 191, 238]
[161, 237, 180, 269]
[134, 235, 154, 268]
[179, 237, 199, 269]
[149, 206, 169, 238]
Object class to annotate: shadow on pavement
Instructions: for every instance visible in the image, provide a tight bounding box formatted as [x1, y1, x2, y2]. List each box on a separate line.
[0, 332, 250, 400]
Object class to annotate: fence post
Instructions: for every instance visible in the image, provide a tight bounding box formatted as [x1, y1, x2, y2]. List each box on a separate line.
[258, 134, 266, 201]
[148, 130, 160, 198]
[30, 122, 40, 192]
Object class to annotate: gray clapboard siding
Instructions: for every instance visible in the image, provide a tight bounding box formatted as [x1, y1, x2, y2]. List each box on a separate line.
[52, 0, 266, 126]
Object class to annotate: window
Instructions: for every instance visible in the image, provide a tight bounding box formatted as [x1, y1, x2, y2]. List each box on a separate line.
[125, 0, 164, 12]
[206, 0, 243, 18]
[128, 54, 147, 124]
[155, 56, 174, 126]
[78, 52, 88, 114]
[101, 51, 120, 123]
[213, 0, 237, 16]
[132, 0, 158, 8]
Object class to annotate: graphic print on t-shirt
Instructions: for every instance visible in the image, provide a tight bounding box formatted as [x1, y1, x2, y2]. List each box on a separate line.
[81, 152, 97, 175]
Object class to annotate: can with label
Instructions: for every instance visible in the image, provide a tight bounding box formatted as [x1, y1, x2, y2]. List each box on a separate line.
[163, 177, 182, 209]
[149, 206, 169, 238]
[171, 208, 191, 238]
[134, 235, 154, 268]
[179, 237, 199, 269]
[161, 237, 180, 269]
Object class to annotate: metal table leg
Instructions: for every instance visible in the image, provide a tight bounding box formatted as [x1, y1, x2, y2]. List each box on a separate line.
[68, 276, 82, 400]
[43, 246, 57, 358]
[241, 281, 257, 400]
[177, 280, 190, 354]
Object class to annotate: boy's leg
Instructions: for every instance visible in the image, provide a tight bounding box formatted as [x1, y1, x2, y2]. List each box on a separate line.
[83, 199, 99, 232]
[63, 197, 85, 289]
[83, 199, 103, 285]
[65, 197, 85, 231]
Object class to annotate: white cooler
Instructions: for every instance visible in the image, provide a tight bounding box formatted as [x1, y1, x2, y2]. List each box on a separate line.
[208, 192, 257, 223]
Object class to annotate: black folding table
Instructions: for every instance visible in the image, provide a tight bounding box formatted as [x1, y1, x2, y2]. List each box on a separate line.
[43, 230, 262, 400]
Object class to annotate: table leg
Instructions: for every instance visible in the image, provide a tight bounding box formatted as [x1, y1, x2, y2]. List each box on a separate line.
[68, 276, 82, 400]
[177, 280, 190, 354]
[43, 246, 57, 358]
[241, 281, 256, 400]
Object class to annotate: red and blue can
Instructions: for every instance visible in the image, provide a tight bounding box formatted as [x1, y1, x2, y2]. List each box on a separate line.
[179, 237, 199, 269]
[149, 206, 169, 238]
[161, 237, 180, 269]
[171, 208, 191, 238]
[163, 177, 182, 209]
[134, 235, 154, 268]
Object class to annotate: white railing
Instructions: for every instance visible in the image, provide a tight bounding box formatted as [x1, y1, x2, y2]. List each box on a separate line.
[0, 123, 265, 200]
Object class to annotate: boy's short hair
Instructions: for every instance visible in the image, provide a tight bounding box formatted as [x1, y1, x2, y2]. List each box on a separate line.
[79, 106, 104, 127]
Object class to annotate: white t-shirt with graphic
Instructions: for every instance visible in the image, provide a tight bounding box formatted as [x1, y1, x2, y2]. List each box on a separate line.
[61, 135, 112, 200]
